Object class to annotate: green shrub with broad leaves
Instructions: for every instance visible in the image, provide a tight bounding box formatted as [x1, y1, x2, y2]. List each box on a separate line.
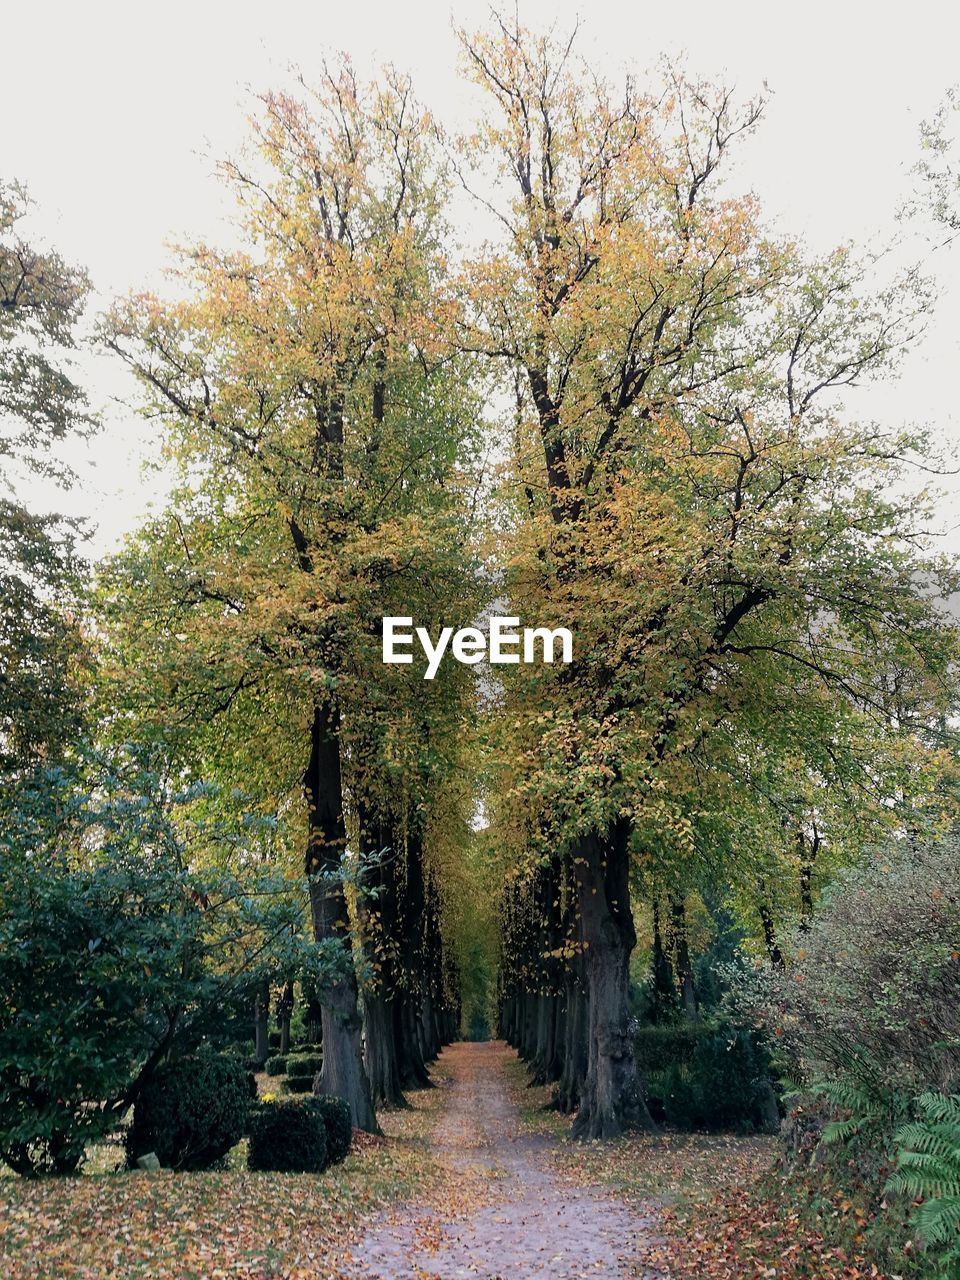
[0, 751, 330, 1177]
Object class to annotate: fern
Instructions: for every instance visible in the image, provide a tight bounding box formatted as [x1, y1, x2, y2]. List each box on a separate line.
[810, 1076, 893, 1143]
[888, 1093, 960, 1278]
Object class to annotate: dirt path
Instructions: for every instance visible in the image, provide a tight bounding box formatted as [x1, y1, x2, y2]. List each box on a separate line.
[341, 1041, 658, 1279]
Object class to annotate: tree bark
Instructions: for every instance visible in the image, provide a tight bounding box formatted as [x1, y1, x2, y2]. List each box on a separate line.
[651, 896, 675, 1021]
[357, 812, 408, 1110]
[253, 978, 270, 1065]
[669, 895, 699, 1023]
[304, 702, 379, 1132]
[277, 980, 293, 1056]
[572, 818, 656, 1139]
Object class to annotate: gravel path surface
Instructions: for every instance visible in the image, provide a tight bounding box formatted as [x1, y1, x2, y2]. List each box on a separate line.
[343, 1040, 658, 1278]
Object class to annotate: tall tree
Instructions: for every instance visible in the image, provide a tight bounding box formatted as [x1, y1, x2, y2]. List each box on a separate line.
[102, 67, 481, 1129]
[463, 15, 958, 1136]
[0, 181, 93, 781]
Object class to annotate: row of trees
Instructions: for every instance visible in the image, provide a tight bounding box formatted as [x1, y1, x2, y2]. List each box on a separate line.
[3, 12, 959, 1155]
[475, 20, 959, 1136]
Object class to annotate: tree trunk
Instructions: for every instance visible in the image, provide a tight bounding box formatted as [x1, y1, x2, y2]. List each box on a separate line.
[357, 812, 408, 1110]
[277, 980, 293, 1056]
[364, 990, 407, 1108]
[396, 993, 433, 1088]
[572, 819, 655, 1139]
[669, 895, 699, 1023]
[304, 702, 379, 1132]
[651, 896, 675, 1021]
[301, 981, 324, 1047]
[555, 970, 588, 1113]
[253, 978, 270, 1065]
[757, 884, 784, 966]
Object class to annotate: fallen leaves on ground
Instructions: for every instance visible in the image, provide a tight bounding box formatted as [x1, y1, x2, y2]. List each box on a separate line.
[635, 1183, 898, 1280]
[0, 1084, 445, 1280]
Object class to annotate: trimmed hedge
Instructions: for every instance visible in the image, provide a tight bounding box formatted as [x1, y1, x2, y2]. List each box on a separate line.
[286, 1053, 323, 1076]
[635, 1023, 707, 1074]
[126, 1049, 250, 1170]
[247, 1099, 327, 1173]
[265, 1055, 288, 1077]
[311, 1094, 352, 1163]
[283, 1073, 315, 1094]
[639, 1021, 779, 1134]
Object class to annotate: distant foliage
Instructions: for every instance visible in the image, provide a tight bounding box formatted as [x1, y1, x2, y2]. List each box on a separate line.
[247, 1098, 327, 1174]
[125, 1050, 250, 1171]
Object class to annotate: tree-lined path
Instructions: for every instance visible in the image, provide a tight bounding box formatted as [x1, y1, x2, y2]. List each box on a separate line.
[343, 1042, 658, 1279]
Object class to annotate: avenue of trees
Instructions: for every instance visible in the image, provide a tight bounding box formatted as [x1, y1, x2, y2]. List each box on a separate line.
[2, 17, 959, 1268]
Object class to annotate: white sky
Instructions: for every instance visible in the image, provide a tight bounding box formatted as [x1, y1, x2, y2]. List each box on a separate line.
[5, 0, 960, 554]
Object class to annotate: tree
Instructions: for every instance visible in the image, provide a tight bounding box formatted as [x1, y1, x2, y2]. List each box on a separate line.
[462, 14, 958, 1136]
[101, 66, 481, 1129]
[0, 748, 307, 1176]
[0, 181, 93, 781]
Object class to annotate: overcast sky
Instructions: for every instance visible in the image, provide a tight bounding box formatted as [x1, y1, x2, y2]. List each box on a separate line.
[6, 0, 960, 554]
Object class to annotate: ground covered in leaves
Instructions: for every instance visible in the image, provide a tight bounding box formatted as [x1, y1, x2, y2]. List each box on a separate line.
[0, 1078, 447, 1279]
[513, 1063, 904, 1280]
[0, 1044, 911, 1279]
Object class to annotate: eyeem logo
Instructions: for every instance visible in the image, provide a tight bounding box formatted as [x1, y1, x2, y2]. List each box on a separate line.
[382, 616, 573, 681]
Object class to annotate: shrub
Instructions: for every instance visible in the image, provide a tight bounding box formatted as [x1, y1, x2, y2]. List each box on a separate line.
[0, 752, 312, 1177]
[643, 1022, 778, 1133]
[247, 1098, 327, 1173]
[286, 1053, 323, 1076]
[311, 1094, 352, 1163]
[268, 1031, 281, 1050]
[283, 1073, 315, 1094]
[265, 1055, 288, 1077]
[125, 1049, 250, 1170]
[0, 805, 219, 1176]
[732, 834, 960, 1095]
[635, 1023, 707, 1074]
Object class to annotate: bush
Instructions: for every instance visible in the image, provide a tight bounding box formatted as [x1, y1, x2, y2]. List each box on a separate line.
[311, 1094, 352, 1163]
[0, 808, 220, 1176]
[125, 1049, 250, 1170]
[268, 1031, 281, 1050]
[286, 1053, 323, 1076]
[0, 752, 311, 1177]
[283, 1073, 315, 1094]
[733, 834, 960, 1095]
[265, 1055, 288, 1077]
[635, 1023, 706, 1074]
[247, 1098, 327, 1173]
[643, 1022, 778, 1133]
